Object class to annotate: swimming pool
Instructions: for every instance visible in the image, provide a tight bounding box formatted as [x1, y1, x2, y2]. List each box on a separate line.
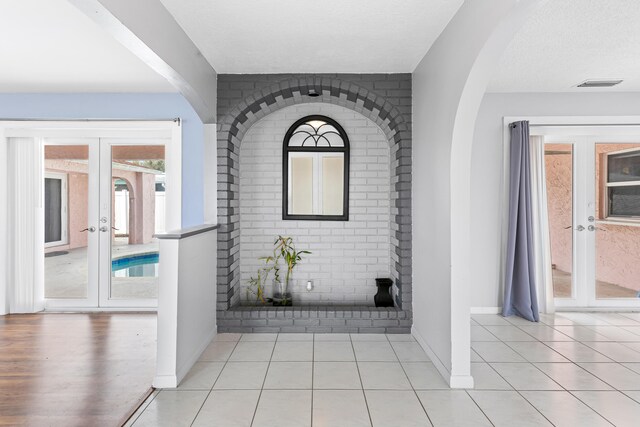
[112, 252, 159, 278]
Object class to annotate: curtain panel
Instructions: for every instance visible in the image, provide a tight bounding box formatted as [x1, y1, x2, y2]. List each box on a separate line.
[8, 137, 45, 313]
[503, 121, 540, 321]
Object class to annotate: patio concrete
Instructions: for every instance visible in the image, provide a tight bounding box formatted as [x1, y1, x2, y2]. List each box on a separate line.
[552, 269, 638, 299]
[45, 238, 159, 300]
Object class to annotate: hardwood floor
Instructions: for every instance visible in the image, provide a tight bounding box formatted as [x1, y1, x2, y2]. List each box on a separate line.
[0, 313, 156, 427]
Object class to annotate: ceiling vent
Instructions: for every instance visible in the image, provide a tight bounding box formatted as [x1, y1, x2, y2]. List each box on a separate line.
[576, 79, 623, 88]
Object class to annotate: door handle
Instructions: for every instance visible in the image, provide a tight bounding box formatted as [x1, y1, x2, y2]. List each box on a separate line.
[80, 226, 96, 233]
[564, 225, 585, 231]
[99, 226, 109, 232]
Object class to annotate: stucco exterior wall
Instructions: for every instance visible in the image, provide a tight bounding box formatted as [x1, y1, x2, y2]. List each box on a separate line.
[545, 145, 573, 274]
[545, 142, 640, 291]
[595, 143, 640, 291]
[45, 158, 157, 251]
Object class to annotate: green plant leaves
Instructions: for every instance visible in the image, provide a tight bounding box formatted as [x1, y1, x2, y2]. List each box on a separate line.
[247, 236, 312, 304]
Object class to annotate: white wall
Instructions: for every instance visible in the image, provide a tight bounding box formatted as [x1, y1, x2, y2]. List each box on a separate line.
[239, 103, 391, 305]
[471, 92, 640, 310]
[412, 0, 543, 388]
[154, 226, 217, 388]
[0, 130, 7, 314]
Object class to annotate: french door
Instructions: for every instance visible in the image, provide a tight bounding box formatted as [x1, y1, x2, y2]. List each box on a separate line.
[544, 135, 640, 308]
[44, 137, 167, 309]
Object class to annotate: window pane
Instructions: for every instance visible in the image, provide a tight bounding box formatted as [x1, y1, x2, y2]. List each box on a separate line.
[288, 132, 307, 147]
[322, 155, 344, 215]
[110, 145, 164, 300]
[44, 144, 88, 299]
[290, 156, 313, 215]
[323, 132, 344, 147]
[545, 144, 574, 299]
[608, 150, 640, 182]
[608, 185, 640, 217]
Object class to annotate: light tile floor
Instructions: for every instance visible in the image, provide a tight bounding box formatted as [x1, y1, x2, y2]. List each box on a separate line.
[127, 312, 640, 426]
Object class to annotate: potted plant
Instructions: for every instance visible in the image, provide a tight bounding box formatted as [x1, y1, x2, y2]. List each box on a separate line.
[247, 236, 311, 306]
[246, 257, 270, 305]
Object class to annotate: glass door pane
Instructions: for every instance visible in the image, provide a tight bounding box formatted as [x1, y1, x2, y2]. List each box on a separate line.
[106, 144, 165, 302]
[544, 143, 575, 299]
[44, 143, 97, 302]
[594, 142, 640, 301]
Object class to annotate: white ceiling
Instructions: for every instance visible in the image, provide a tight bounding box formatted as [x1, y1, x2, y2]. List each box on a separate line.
[2, 0, 638, 94]
[0, 0, 174, 92]
[489, 0, 640, 92]
[159, 0, 463, 73]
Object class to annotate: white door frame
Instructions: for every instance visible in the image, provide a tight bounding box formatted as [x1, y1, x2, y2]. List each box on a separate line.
[544, 134, 640, 309]
[43, 137, 101, 309]
[502, 117, 640, 311]
[98, 137, 170, 309]
[0, 120, 181, 313]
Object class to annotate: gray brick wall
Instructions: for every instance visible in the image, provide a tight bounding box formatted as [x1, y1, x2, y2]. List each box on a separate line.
[240, 103, 391, 305]
[217, 306, 412, 334]
[217, 74, 412, 318]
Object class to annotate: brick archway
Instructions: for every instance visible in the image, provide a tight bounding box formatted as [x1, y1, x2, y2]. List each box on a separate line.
[217, 75, 412, 312]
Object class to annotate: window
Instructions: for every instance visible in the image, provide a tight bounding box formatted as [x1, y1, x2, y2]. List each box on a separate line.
[604, 148, 640, 220]
[283, 115, 349, 221]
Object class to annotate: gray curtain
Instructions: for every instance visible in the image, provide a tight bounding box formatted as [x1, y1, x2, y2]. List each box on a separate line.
[502, 121, 539, 322]
[44, 177, 62, 244]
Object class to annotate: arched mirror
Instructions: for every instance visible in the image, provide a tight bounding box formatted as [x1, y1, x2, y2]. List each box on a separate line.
[283, 115, 350, 220]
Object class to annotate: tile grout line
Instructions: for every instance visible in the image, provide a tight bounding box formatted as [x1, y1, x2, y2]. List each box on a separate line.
[481, 316, 634, 427]
[349, 334, 374, 427]
[189, 334, 242, 427]
[127, 389, 161, 426]
[565, 390, 618, 427]
[501, 339, 571, 364]
[479, 350, 560, 426]
[249, 333, 279, 427]
[387, 333, 436, 427]
[463, 390, 496, 427]
[620, 389, 640, 405]
[310, 334, 315, 427]
[473, 319, 574, 424]
[159, 318, 639, 426]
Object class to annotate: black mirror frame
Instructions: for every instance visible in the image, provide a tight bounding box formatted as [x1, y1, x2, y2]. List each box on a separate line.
[282, 115, 350, 221]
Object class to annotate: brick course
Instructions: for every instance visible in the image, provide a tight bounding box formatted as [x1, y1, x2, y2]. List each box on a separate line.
[217, 306, 412, 334]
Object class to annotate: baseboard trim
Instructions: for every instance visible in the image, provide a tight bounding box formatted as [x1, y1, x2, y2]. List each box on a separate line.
[556, 307, 640, 313]
[411, 326, 452, 387]
[175, 328, 217, 386]
[152, 374, 177, 388]
[470, 307, 501, 314]
[449, 374, 474, 389]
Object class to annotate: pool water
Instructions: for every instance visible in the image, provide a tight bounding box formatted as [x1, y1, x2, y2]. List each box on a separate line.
[112, 253, 159, 278]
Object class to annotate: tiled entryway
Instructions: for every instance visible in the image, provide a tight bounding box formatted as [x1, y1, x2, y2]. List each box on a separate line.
[127, 312, 640, 426]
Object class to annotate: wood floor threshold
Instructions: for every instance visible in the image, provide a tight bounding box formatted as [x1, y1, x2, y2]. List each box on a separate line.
[119, 387, 155, 427]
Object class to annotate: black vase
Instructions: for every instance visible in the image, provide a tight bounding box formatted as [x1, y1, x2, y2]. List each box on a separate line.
[374, 278, 394, 307]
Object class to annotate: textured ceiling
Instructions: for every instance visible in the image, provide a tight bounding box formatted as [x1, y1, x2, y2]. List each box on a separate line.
[3, 0, 638, 94]
[0, 0, 174, 92]
[489, 0, 640, 92]
[159, 0, 463, 73]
